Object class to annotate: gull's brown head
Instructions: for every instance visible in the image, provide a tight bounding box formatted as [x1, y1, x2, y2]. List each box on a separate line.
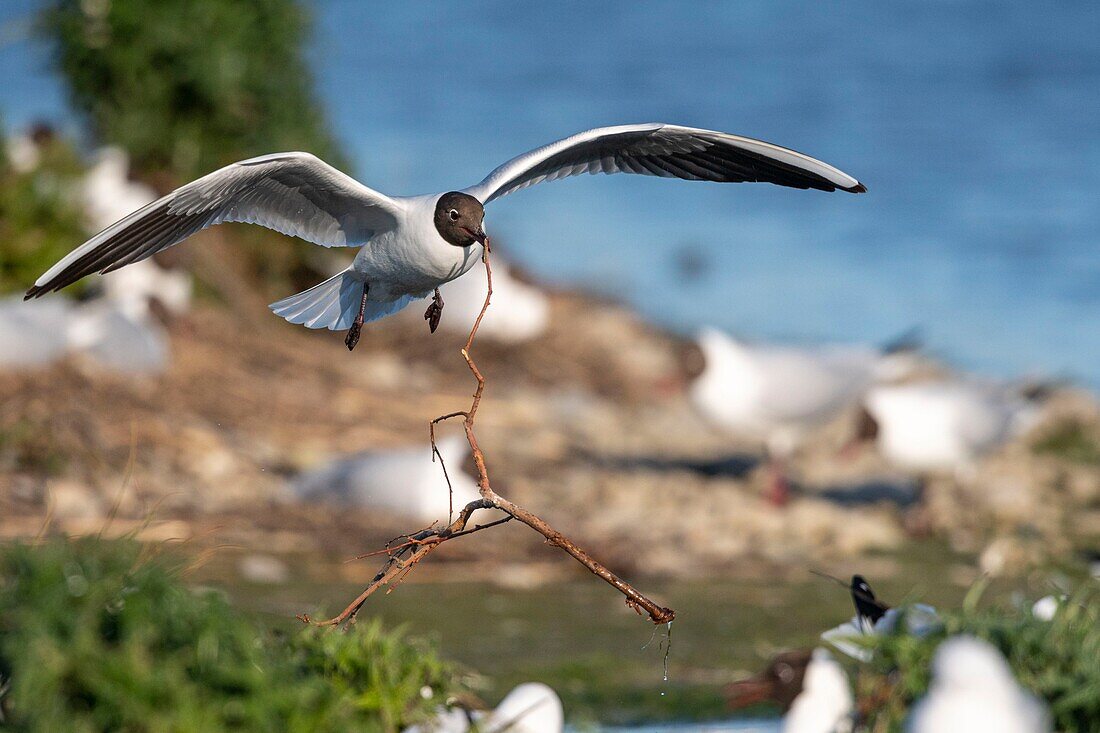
[434, 191, 486, 247]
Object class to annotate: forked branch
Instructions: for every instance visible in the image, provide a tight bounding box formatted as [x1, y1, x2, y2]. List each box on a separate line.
[303, 241, 675, 628]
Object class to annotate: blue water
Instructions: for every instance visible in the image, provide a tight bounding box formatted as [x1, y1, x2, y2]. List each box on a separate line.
[2, 1, 1098, 383]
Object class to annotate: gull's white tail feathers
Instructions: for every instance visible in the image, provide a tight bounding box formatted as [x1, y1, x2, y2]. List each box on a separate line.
[269, 268, 414, 330]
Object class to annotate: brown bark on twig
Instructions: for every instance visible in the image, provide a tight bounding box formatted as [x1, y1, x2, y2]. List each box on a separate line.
[301, 242, 675, 628]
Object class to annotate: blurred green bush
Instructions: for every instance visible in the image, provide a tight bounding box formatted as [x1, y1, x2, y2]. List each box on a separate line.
[856, 584, 1100, 732]
[0, 538, 471, 732]
[0, 130, 89, 295]
[40, 0, 346, 183]
[7, 0, 354, 300]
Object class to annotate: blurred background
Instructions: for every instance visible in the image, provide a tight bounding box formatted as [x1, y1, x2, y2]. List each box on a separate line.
[1, 1, 1098, 728]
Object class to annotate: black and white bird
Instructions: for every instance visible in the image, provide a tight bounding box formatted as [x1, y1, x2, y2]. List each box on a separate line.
[850, 574, 890, 633]
[821, 574, 939, 662]
[24, 124, 865, 350]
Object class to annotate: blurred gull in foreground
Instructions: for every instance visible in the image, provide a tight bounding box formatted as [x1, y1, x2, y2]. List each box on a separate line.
[854, 379, 1047, 476]
[690, 328, 916, 504]
[435, 257, 549, 342]
[908, 636, 1050, 733]
[404, 683, 563, 733]
[781, 649, 853, 733]
[291, 434, 483, 524]
[24, 123, 864, 351]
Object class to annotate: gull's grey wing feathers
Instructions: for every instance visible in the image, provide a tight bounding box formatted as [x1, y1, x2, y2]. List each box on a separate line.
[26, 152, 403, 298]
[463, 123, 866, 204]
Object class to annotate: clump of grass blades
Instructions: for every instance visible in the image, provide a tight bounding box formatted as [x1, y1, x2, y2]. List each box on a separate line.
[0, 537, 472, 732]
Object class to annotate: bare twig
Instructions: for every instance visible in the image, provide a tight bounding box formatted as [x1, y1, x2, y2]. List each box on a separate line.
[304, 241, 675, 627]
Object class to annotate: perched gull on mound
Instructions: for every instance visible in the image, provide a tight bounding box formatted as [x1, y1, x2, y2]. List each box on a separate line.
[290, 434, 482, 524]
[25, 124, 864, 350]
[853, 379, 1047, 475]
[688, 328, 915, 504]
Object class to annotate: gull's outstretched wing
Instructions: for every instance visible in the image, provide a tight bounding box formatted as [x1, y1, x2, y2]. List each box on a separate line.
[26, 152, 403, 298]
[463, 123, 865, 204]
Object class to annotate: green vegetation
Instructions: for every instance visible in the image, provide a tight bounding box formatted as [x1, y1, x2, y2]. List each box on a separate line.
[1032, 419, 1100, 466]
[0, 132, 88, 295]
[857, 583, 1100, 732]
[0, 418, 67, 476]
[0, 538, 472, 732]
[39, 0, 345, 183]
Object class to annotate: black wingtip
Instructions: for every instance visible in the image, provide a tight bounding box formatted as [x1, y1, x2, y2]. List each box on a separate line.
[23, 285, 43, 301]
[846, 182, 868, 194]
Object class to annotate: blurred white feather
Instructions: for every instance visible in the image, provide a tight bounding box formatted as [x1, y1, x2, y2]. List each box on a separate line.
[908, 636, 1050, 733]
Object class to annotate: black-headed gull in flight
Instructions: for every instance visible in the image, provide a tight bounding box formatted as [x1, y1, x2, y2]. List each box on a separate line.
[24, 123, 865, 350]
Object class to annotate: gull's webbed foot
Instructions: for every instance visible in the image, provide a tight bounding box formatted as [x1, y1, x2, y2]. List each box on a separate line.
[424, 288, 444, 334]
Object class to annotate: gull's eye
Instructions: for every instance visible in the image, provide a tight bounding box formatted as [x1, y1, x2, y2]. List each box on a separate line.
[448, 209, 460, 221]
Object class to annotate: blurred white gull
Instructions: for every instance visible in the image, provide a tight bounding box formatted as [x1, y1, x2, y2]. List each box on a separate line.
[1030, 595, 1068, 621]
[858, 378, 1045, 475]
[690, 327, 916, 504]
[290, 434, 484, 524]
[0, 296, 73, 367]
[434, 257, 549, 342]
[4, 132, 41, 173]
[908, 636, 1050, 733]
[404, 683, 563, 733]
[82, 146, 192, 320]
[781, 648, 853, 733]
[482, 683, 563, 733]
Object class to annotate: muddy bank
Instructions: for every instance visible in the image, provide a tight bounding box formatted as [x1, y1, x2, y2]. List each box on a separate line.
[2, 289, 1098, 579]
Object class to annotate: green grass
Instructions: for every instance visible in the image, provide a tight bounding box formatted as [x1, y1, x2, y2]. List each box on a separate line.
[0, 418, 67, 476]
[0, 538, 473, 732]
[1032, 419, 1100, 466]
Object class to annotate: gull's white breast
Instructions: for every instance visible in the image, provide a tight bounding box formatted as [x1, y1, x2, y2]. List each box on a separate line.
[350, 194, 483, 300]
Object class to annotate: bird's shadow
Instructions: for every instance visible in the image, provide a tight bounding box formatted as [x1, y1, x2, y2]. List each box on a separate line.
[818, 477, 922, 509]
[575, 448, 760, 479]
